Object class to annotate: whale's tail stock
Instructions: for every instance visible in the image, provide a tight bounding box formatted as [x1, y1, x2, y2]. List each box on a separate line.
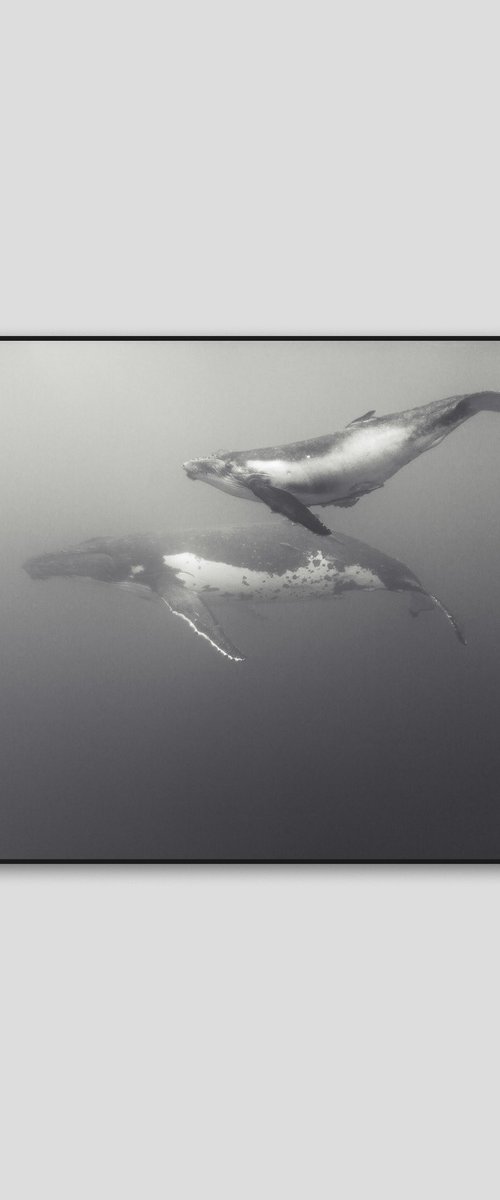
[429, 390, 500, 436]
[466, 390, 500, 413]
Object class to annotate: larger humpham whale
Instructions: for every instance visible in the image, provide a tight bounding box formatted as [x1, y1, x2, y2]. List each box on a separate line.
[23, 523, 465, 663]
[183, 390, 500, 535]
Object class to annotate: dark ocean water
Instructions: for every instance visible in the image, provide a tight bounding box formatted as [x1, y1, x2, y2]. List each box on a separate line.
[2, 340, 500, 859]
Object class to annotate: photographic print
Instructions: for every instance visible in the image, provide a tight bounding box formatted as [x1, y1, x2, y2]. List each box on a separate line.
[3, 336, 500, 860]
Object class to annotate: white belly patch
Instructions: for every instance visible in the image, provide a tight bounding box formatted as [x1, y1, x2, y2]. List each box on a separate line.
[336, 424, 408, 469]
[245, 425, 410, 501]
[163, 552, 383, 599]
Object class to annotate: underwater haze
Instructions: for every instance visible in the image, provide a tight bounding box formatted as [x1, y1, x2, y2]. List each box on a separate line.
[2, 338, 500, 860]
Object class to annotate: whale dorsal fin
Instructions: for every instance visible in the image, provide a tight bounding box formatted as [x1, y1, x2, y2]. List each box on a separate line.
[245, 477, 332, 537]
[158, 574, 245, 662]
[346, 409, 376, 426]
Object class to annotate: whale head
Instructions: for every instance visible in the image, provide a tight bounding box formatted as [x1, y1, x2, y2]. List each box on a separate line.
[183, 454, 250, 499]
[23, 549, 116, 582]
[183, 454, 228, 482]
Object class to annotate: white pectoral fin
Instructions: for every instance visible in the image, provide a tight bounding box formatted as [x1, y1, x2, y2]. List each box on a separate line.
[159, 576, 245, 662]
[427, 592, 467, 646]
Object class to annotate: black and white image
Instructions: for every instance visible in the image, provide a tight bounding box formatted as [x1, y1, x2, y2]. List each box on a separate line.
[3, 337, 500, 860]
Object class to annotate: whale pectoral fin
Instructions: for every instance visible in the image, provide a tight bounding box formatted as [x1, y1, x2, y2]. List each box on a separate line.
[346, 409, 376, 426]
[426, 592, 467, 646]
[245, 477, 332, 537]
[158, 576, 245, 662]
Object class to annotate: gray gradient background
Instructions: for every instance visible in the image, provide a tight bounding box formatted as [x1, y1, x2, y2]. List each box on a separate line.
[2, 339, 499, 859]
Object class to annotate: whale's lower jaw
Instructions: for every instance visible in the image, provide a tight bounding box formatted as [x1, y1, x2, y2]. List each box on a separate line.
[201, 473, 257, 501]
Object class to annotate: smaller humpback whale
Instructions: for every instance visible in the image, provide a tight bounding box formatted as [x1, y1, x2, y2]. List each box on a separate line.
[183, 390, 500, 534]
[23, 524, 465, 663]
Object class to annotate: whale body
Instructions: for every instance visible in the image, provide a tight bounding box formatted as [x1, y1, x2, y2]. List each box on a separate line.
[183, 390, 500, 535]
[23, 523, 465, 662]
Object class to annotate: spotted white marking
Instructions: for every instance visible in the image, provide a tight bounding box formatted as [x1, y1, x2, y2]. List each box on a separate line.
[130, 564, 145, 575]
[163, 552, 383, 599]
[341, 563, 384, 588]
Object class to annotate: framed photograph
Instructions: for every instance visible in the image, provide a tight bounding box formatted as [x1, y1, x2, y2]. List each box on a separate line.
[4, 336, 499, 860]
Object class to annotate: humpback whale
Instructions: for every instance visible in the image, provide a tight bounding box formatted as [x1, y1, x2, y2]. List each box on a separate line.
[23, 523, 465, 663]
[183, 390, 500, 535]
